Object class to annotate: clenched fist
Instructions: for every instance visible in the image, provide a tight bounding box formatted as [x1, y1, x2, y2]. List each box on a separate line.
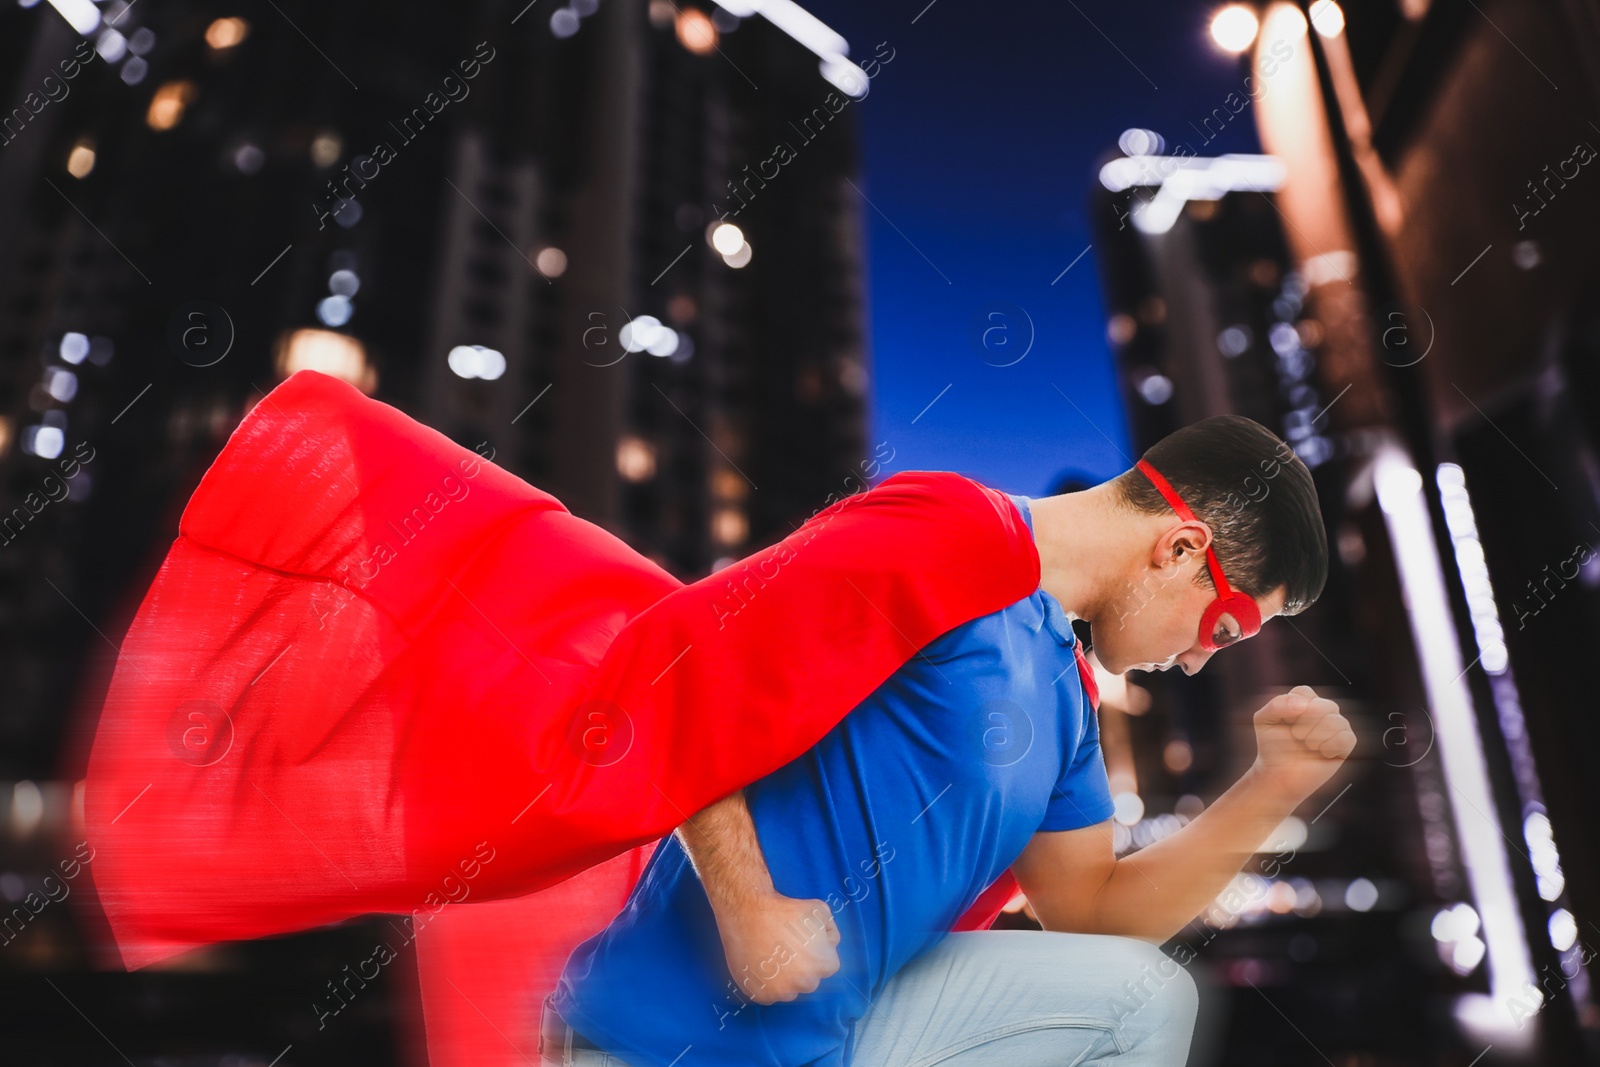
[1251, 685, 1356, 801]
[717, 892, 841, 1005]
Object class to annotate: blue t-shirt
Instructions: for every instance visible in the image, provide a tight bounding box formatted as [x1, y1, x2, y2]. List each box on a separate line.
[553, 495, 1114, 1067]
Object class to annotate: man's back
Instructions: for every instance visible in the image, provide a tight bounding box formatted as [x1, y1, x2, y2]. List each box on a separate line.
[553, 497, 1114, 1067]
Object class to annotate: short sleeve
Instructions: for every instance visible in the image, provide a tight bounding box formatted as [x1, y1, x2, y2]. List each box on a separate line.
[1038, 696, 1115, 833]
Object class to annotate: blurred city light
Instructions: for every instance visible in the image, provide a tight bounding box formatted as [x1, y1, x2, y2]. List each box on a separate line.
[1550, 908, 1578, 953]
[1161, 738, 1193, 773]
[1135, 371, 1173, 405]
[22, 424, 64, 459]
[1117, 128, 1164, 157]
[619, 315, 665, 353]
[1437, 461, 1581, 983]
[535, 246, 568, 277]
[711, 0, 865, 97]
[1264, 2, 1309, 42]
[1265, 880, 1297, 914]
[1309, 0, 1346, 37]
[675, 8, 718, 54]
[1374, 445, 1537, 1022]
[58, 332, 89, 364]
[119, 56, 147, 86]
[10, 781, 44, 838]
[204, 17, 249, 50]
[716, 0, 839, 55]
[146, 81, 197, 132]
[646, 326, 680, 357]
[447, 344, 506, 380]
[721, 241, 752, 268]
[66, 141, 95, 179]
[616, 436, 657, 482]
[1106, 313, 1136, 346]
[316, 295, 353, 327]
[1432, 901, 1481, 942]
[310, 131, 342, 168]
[1218, 324, 1251, 357]
[713, 468, 747, 500]
[713, 507, 748, 545]
[1437, 464, 1509, 673]
[1112, 791, 1144, 826]
[1524, 811, 1567, 902]
[233, 143, 264, 174]
[1344, 877, 1378, 912]
[95, 27, 127, 62]
[275, 328, 373, 391]
[1452, 933, 1488, 973]
[1292, 879, 1322, 917]
[44, 367, 78, 402]
[819, 54, 869, 98]
[1098, 153, 1285, 235]
[1268, 815, 1308, 852]
[709, 222, 745, 255]
[1209, 4, 1259, 53]
[551, 8, 580, 38]
[551, 0, 601, 38]
[45, 0, 99, 34]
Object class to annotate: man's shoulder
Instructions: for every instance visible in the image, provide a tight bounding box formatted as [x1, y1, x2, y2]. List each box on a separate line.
[912, 588, 1051, 675]
[873, 469, 1007, 510]
[819, 470, 1028, 550]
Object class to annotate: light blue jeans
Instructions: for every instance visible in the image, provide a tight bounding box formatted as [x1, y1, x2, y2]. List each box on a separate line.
[548, 930, 1198, 1066]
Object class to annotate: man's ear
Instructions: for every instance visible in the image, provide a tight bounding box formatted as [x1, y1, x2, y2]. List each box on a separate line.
[1160, 520, 1214, 570]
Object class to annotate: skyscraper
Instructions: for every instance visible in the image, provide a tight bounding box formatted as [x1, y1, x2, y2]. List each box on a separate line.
[0, 0, 870, 1060]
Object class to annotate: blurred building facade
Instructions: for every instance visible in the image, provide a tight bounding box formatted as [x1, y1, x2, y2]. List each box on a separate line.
[0, 0, 868, 1062]
[1092, 1, 1600, 1064]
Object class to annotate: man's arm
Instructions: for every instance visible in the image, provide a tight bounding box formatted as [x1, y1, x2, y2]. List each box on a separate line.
[1012, 686, 1355, 944]
[676, 790, 840, 1004]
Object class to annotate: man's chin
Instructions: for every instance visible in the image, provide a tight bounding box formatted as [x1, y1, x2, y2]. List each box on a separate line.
[1097, 653, 1132, 676]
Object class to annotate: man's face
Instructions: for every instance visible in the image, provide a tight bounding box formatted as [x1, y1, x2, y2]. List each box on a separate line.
[1092, 558, 1287, 677]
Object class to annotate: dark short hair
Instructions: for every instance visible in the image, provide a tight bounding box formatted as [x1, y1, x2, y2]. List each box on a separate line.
[1110, 415, 1328, 616]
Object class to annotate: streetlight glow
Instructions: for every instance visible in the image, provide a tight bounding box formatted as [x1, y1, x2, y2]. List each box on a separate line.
[1209, 5, 1260, 53]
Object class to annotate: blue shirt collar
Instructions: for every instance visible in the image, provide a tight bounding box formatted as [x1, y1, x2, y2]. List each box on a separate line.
[1007, 494, 1076, 648]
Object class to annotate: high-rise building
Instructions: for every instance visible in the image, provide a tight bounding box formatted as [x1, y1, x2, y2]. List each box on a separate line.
[0, 0, 869, 1061]
[1088, 2, 1600, 1061]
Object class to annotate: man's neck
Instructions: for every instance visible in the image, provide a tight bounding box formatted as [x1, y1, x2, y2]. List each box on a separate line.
[1025, 484, 1144, 625]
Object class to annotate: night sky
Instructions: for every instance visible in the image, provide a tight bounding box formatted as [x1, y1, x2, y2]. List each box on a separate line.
[801, 0, 1265, 495]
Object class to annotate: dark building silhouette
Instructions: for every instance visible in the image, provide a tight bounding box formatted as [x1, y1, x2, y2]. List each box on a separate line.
[1090, 2, 1600, 1063]
[0, 0, 868, 1061]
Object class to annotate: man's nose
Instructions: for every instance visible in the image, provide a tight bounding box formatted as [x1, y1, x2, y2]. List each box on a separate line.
[1179, 648, 1215, 676]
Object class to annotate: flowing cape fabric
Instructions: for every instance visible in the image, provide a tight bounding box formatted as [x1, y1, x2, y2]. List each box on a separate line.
[82, 369, 1042, 972]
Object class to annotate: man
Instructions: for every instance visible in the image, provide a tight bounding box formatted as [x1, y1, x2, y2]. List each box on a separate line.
[543, 414, 1356, 1066]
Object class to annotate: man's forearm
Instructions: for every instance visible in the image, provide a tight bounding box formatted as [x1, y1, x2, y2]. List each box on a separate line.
[675, 790, 775, 915]
[1087, 765, 1305, 943]
[675, 789, 842, 1003]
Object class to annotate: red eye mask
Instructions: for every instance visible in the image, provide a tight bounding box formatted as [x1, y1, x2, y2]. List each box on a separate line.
[1136, 459, 1262, 652]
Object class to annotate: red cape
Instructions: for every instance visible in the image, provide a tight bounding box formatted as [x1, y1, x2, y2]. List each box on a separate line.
[81, 368, 1046, 970]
